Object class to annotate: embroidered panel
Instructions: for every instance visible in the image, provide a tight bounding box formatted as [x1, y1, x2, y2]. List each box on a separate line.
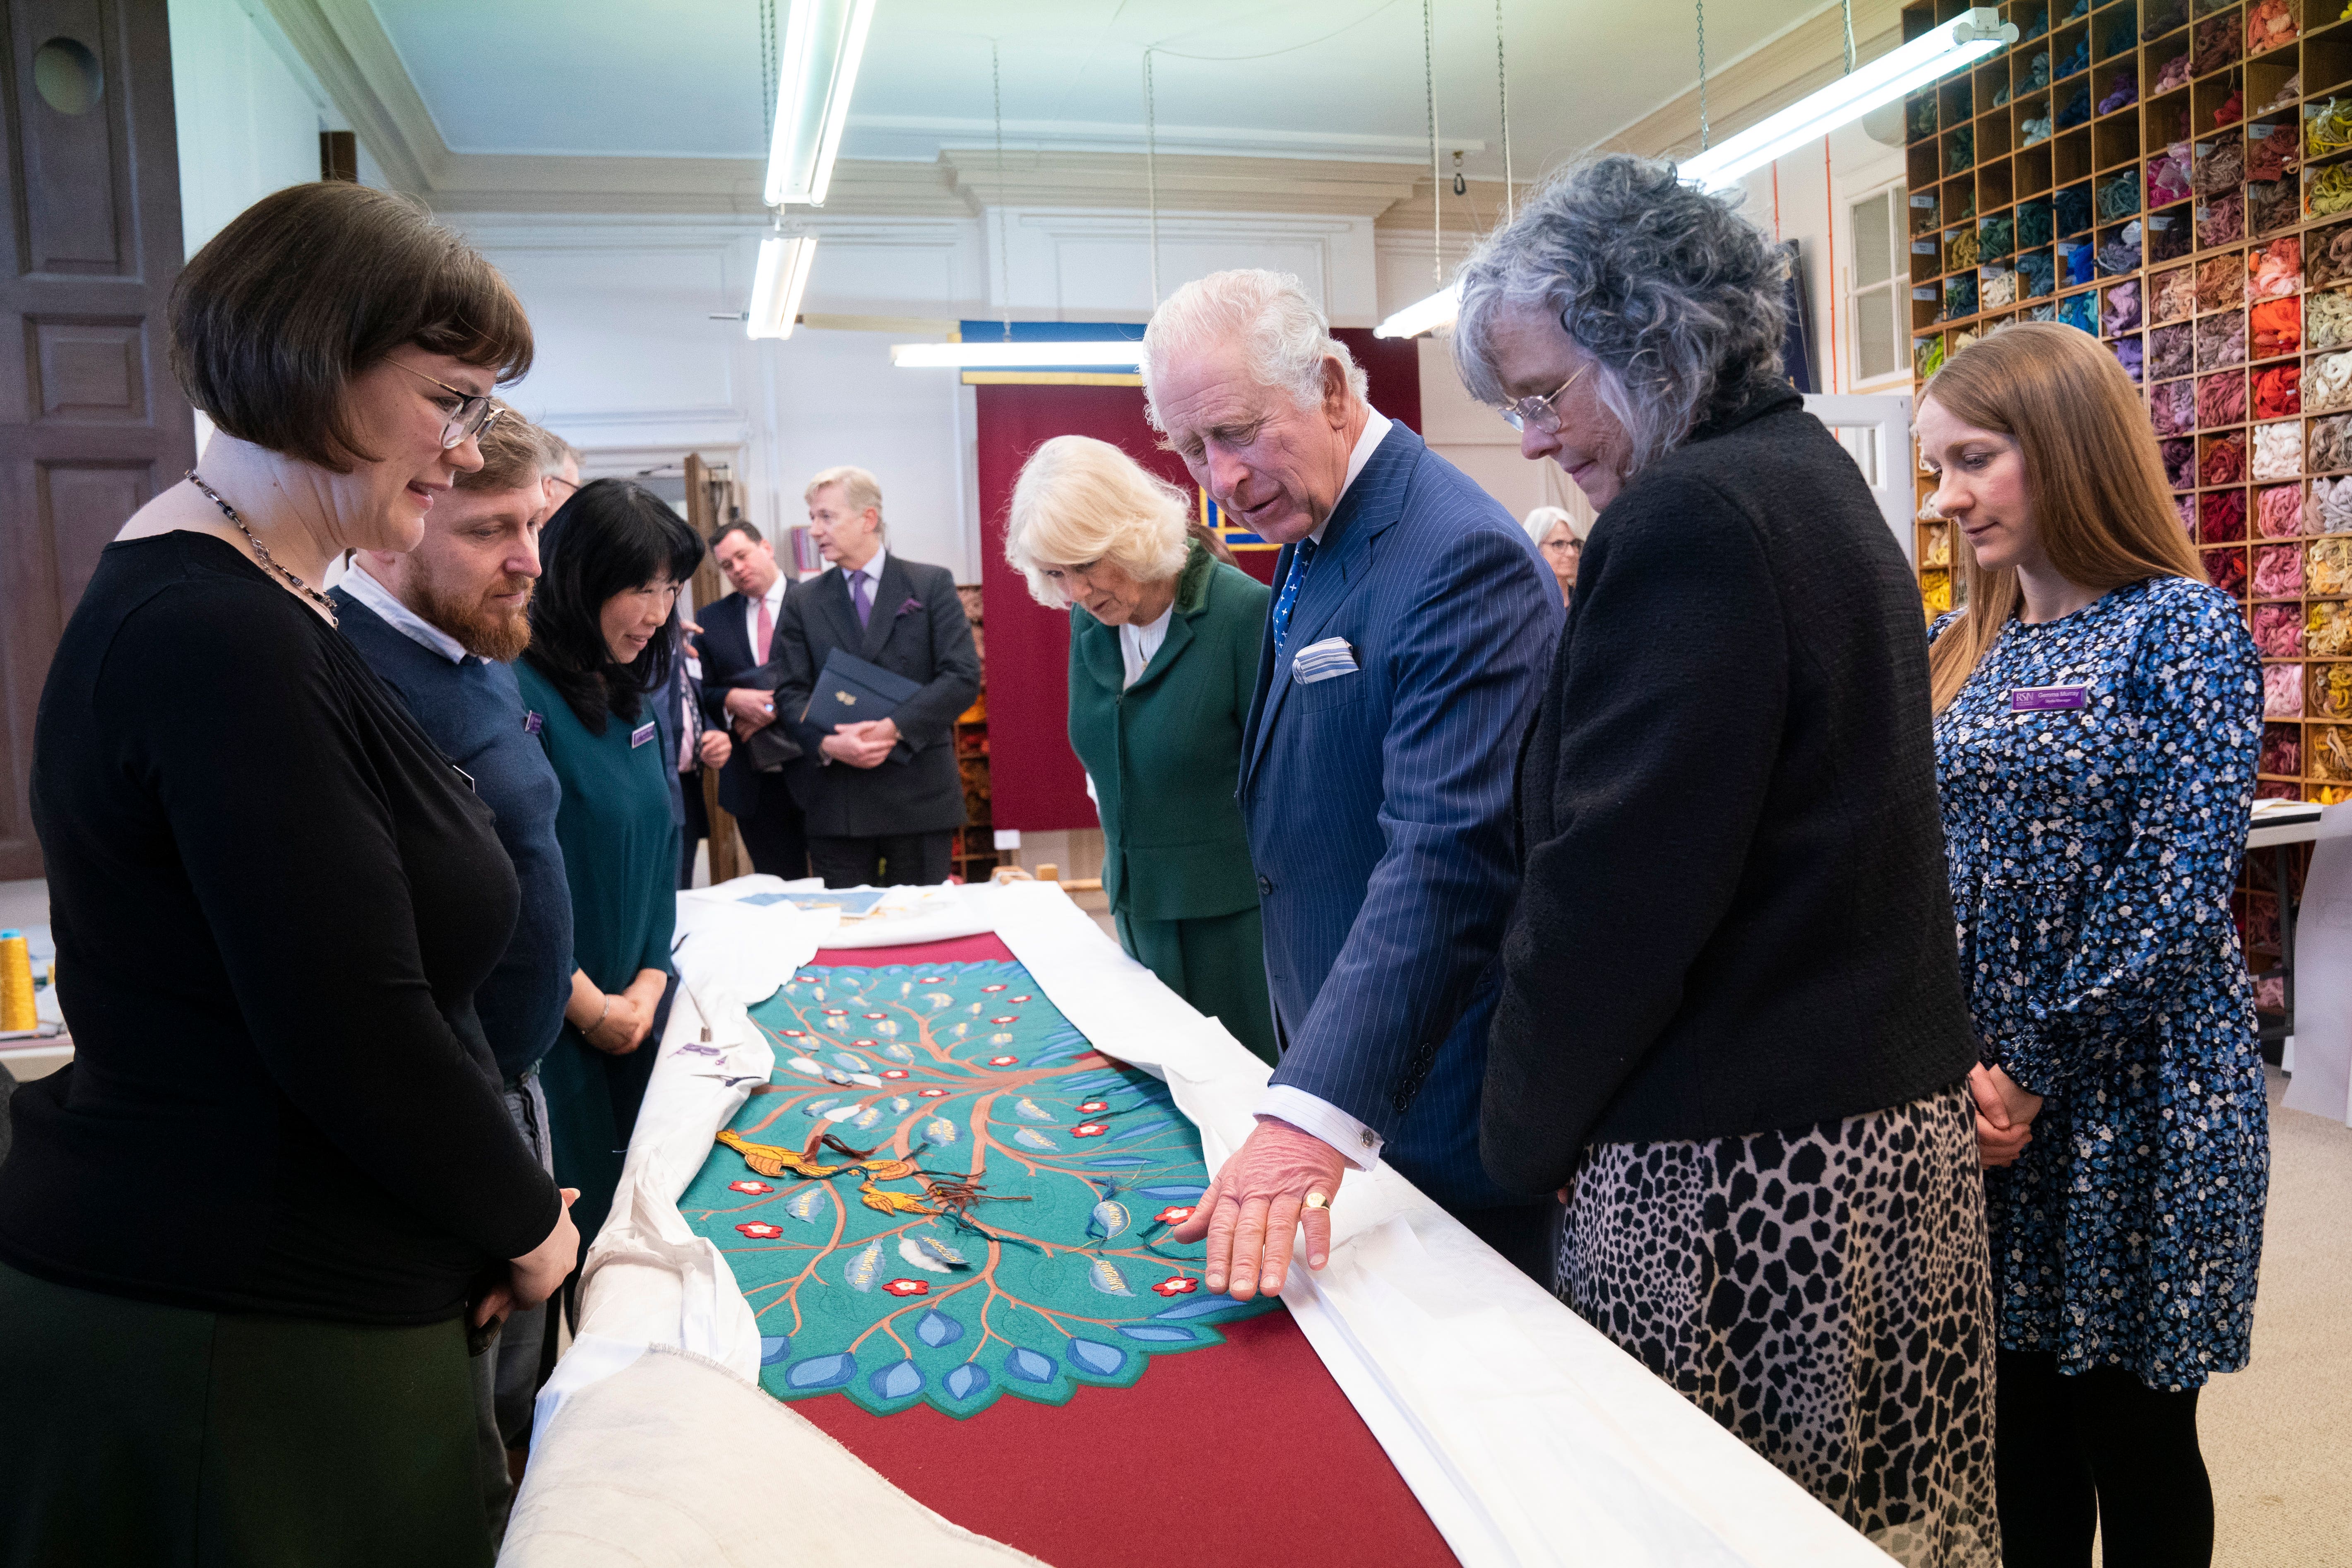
[681, 960, 1273, 1417]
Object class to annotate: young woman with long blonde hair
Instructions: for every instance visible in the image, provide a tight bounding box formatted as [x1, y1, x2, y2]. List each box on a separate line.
[1917, 321, 2267, 1568]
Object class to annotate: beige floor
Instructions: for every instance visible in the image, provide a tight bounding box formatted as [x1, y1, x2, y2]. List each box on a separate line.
[2202, 1067, 2352, 1568]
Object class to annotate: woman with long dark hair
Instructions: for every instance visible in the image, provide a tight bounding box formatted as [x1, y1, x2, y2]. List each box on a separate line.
[1918, 321, 2267, 1568]
[517, 479, 707, 1272]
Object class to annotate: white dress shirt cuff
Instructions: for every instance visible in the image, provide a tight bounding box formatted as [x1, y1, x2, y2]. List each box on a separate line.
[1258, 1086, 1383, 1171]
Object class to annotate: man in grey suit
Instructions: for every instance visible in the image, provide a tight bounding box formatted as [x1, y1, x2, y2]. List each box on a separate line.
[768, 467, 981, 887]
[1159, 270, 1559, 1299]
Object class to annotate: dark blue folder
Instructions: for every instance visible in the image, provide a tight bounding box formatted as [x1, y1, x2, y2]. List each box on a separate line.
[803, 649, 921, 763]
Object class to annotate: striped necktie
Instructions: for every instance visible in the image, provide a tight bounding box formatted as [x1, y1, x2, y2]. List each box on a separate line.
[1270, 537, 1319, 659]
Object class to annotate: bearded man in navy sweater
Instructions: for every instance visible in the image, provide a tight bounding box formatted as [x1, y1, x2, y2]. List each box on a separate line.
[327, 408, 574, 1538]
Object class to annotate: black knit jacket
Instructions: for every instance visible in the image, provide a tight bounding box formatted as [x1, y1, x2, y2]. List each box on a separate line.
[1479, 387, 1977, 1196]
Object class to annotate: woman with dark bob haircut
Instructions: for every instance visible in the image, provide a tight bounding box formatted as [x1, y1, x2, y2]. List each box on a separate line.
[0, 183, 576, 1566]
[1459, 154, 2000, 1565]
[517, 479, 707, 1281]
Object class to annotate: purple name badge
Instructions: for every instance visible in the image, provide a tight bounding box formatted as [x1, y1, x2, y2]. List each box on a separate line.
[2011, 684, 2088, 712]
[630, 721, 658, 748]
[523, 709, 544, 736]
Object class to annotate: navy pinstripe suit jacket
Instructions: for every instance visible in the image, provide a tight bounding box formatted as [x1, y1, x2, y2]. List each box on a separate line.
[1240, 421, 1558, 1210]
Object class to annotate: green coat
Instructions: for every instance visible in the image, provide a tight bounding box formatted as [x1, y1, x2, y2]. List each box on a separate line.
[1068, 541, 1269, 921]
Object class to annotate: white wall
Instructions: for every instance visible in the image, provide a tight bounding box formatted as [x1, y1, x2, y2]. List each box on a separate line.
[168, 0, 358, 253]
[1733, 121, 1909, 397]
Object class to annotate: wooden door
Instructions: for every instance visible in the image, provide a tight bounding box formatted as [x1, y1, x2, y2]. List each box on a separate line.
[0, 0, 194, 879]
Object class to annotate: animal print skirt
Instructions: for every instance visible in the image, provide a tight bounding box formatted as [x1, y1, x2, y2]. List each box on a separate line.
[1558, 1083, 1999, 1568]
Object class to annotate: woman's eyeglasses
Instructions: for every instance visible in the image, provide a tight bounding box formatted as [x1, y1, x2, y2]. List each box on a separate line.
[391, 361, 501, 450]
[1498, 365, 1589, 434]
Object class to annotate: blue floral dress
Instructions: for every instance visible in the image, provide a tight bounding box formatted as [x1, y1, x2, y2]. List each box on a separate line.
[1932, 575, 2268, 1392]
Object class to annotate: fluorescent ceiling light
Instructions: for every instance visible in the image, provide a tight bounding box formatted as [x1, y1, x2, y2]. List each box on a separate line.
[765, 0, 878, 207]
[1375, 281, 1462, 340]
[891, 341, 1144, 369]
[747, 235, 818, 339]
[1679, 7, 2015, 191]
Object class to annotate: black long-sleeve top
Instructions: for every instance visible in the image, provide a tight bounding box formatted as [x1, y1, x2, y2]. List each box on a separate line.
[0, 532, 560, 1324]
[1480, 389, 1978, 1196]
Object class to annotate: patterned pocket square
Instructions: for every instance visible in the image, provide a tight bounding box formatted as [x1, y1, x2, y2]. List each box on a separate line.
[1292, 636, 1359, 684]
[895, 596, 924, 618]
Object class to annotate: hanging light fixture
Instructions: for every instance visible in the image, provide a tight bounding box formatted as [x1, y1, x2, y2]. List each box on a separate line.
[1677, 7, 2013, 190]
[1376, 0, 1471, 340]
[765, 0, 878, 207]
[746, 231, 819, 339]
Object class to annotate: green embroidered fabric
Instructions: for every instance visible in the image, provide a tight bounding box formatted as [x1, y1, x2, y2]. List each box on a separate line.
[681, 960, 1276, 1418]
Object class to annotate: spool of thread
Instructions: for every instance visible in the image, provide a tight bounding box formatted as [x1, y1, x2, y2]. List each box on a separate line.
[0, 930, 34, 1033]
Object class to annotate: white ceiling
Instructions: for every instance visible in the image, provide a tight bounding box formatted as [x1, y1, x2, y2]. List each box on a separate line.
[368, 0, 1835, 181]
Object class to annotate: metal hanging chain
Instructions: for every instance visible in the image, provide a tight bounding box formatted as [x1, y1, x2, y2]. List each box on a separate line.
[1144, 49, 1162, 306]
[1494, 0, 1513, 224]
[1696, 0, 1709, 151]
[993, 40, 1011, 342]
[760, 0, 779, 145]
[186, 471, 338, 625]
[1842, 0, 1857, 75]
[1424, 0, 1439, 286]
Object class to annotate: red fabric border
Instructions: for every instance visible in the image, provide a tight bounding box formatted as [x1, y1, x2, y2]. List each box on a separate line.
[791, 936, 1455, 1566]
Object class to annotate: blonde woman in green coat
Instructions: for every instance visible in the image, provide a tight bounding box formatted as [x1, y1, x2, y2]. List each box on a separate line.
[1007, 435, 1279, 1063]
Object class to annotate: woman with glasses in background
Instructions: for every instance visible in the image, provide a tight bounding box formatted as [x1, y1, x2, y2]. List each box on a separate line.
[1457, 156, 1998, 1566]
[1520, 505, 1584, 608]
[0, 183, 575, 1567]
[517, 479, 707, 1298]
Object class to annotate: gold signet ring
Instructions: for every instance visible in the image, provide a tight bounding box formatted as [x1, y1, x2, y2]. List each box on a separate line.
[1303, 1192, 1329, 1210]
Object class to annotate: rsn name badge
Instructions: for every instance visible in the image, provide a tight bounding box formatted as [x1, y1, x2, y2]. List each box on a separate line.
[630, 721, 658, 748]
[2010, 684, 2088, 712]
[523, 710, 544, 736]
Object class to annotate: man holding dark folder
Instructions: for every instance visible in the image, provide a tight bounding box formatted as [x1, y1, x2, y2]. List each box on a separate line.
[769, 466, 980, 887]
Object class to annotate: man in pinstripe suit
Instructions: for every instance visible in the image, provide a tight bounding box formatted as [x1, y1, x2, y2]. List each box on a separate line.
[1156, 270, 1560, 1298]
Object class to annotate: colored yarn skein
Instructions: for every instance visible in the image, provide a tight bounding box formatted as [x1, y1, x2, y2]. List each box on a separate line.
[2267, 662, 2307, 717]
[2253, 422, 2303, 481]
[2255, 366, 2302, 420]
[2256, 542, 2305, 597]
[2257, 482, 2306, 537]
[2255, 603, 2306, 657]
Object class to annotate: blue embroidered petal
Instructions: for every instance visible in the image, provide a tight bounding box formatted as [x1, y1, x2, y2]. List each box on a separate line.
[1005, 1347, 1057, 1384]
[1153, 1293, 1252, 1320]
[784, 1352, 857, 1389]
[1118, 1325, 1198, 1343]
[944, 1362, 991, 1401]
[1112, 1118, 1172, 1142]
[915, 1308, 965, 1348]
[759, 1334, 793, 1364]
[1084, 1155, 1152, 1168]
[1066, 1337, 1124, 1376]
[1136, 1184, 1208, 1199]
[868, 1359, 923, 1401]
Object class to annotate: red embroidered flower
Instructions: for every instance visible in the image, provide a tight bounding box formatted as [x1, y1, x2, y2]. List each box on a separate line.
[729, 1180, 775, 1195]
[919, 1087, 950, 1098]
[1153, 1276, 1200, 1297]
[1011, 994, 1032, 1003]
[919, 975, 943, 983]
[781, 1029, 806, 1037]
[1079, 1100, 1108, 1114]
[862, 1012, 886, 1020]
[981, 984, 1006, 993]
[1155, 1205, 1193, 1224]
[990, 1015, 1018, 1024]
[853, 1039, 876, 1048]
[823, 1008, 847, 1016]
[988, 1056, 1018, 1067]
[882, 1069, 910, 1080]
[736, 1222, 784, 1239]
[882, 1278, 929, 1297]
[1073, 1123, 1108, 1138]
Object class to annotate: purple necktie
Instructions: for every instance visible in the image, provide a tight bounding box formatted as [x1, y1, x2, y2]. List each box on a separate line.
[852, 571, 873, 628]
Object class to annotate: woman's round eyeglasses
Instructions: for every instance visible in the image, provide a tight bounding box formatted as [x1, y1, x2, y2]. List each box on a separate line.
[1498, 365, 1589, 434]
[391, 360, 502, 450]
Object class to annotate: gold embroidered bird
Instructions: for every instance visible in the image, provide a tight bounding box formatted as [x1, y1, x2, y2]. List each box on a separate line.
[716, 1128, 847, 1180]
[857, 1179, 938, 1217]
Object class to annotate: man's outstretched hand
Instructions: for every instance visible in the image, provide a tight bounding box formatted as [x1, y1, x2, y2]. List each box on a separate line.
[1170, 1116, 1347, 1299]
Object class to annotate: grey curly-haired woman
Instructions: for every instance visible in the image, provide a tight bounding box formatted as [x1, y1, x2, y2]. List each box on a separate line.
[1465, 155, 2000, 1567]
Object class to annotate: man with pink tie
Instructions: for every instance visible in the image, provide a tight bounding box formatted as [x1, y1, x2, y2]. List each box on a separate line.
[693, 521, 809, 878]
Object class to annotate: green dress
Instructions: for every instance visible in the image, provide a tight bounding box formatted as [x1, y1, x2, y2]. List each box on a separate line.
[1068, 541, 1278, 1063]
[515, 663, 680, 1260]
